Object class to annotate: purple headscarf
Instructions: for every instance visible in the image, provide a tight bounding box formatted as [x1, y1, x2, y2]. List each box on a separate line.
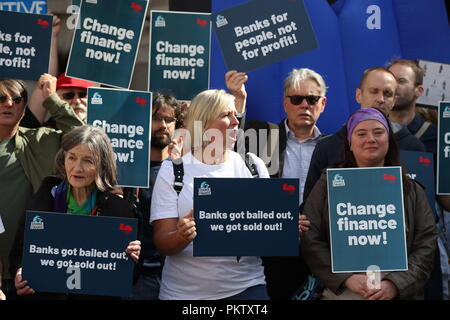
[346, 108, 389, 145]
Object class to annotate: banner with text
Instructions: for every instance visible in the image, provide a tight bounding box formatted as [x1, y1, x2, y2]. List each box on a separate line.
[22, 211, 137, 297]
[66, 0, 148, 88]
[149, 11, 211, 101]
[437, 101, 450, 194]
[0, 0, 46, 13]
[327, 167, 407, 273]
[87, 87, 151, 187]
[0, 10, 51, 80]
[400, 150, 436, 217]
[193, 178, 299, 256]
[212, 0, 318, 72]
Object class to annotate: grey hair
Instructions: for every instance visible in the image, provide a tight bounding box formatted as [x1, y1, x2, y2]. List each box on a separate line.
[54, 125, 117, 191]
[284, 68, 327, 96]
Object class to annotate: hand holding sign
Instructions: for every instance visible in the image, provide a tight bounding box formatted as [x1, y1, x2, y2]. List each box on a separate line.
[178, 209, 197, 242]
[14, 268, 35, 296]
[124, 240, 141, 262]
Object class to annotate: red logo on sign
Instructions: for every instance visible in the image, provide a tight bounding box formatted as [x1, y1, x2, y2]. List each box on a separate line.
[283, 183, 296, 195]
[196, 18, 208, 27]
[131, 2, 143, 12]
[419, 156, 430, 166]
[119, 223, 133, 235]
[37, 19, 49, 29]
[383, 173, 396, 183]
[136, 97, 147, 106]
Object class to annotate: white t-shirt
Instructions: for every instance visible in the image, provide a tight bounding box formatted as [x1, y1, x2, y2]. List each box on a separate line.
[150, 150, 268, 300]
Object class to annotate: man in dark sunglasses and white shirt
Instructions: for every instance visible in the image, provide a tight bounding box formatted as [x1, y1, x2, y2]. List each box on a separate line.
[225, 68, 328, 300]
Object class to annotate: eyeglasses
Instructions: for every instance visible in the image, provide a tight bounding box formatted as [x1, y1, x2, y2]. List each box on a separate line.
[61, 91, 87, 100]
[0, 94, 24, 105]
[152, 115, 176, 124]
[286, 95, 321, 105]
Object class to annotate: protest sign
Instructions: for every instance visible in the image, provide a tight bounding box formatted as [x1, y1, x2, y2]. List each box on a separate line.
[193, 178, 299, 256]
[0, 0, 46, 13]
[0, 10, 51, 80]
[66, 0, 148, 88]
[87, 87, 151, 187]
[400, 150, 436, 217]
[437, 101, 450, 194]
[212, 0, 318, 73]
[327, 167, 407, 273]
[149, 11, 211, 101]
[22, 211, 137, 297]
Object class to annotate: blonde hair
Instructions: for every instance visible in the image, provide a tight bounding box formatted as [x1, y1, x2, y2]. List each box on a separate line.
[185, 89, 235, 150]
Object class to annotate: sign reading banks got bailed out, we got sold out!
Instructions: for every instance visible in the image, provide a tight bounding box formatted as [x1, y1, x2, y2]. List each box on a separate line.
[0, 10, 52, 80]
[66, 0, 148, 88]
[437, 101, 450, 194]
[212, 0, 318, 72]
[149, 11, 211, 101]
[87, 87, 151, 188]
[22, 211, 137, 297]
[193, 178, 299, 256]
[327, 167, 408, 273]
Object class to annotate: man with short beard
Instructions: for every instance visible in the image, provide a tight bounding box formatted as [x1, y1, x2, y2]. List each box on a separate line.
[129, 93, 180, 300]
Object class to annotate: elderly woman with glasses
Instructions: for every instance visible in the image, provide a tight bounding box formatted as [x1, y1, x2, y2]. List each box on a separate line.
[9, 125, 141, 299]
[301, 107, 438, 300]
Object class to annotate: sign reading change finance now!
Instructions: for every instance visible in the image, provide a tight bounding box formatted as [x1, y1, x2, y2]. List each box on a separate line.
[327, 167, 407, 273]
[66, 0, 148, 88]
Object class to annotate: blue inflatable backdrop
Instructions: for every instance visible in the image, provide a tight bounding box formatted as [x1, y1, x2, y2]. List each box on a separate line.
[211, 0, 450, 134]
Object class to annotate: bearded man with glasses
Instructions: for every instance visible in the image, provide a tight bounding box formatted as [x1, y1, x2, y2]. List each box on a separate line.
[225, 68, 327, 300]
[0, 74, 83, 299]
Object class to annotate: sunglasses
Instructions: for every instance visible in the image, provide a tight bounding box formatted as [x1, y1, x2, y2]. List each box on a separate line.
[152, 115, 176, 124]
[0, 94, 24, 105]
[61, 91, 87, 100]
[286, 95, 321, 105]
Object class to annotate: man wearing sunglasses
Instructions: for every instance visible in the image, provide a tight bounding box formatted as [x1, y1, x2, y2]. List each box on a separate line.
[226, 68, 327, 300]
[0, 74, 83, 299]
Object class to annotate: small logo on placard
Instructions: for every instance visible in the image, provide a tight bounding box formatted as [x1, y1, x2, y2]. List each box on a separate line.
[443, 106, 450, 118]
[383, 173, 396, 183]
[216, 15, 228, 28]
[37, 18, 49, 29]
[131, 2, 143, 12]
[282, 183, 296, 195]
[136, 97, 147, 106]
[419, 156, 431, 166]
[119, 223, 133, 235]
[90, 92, 103, 105]
[332, 174, 345, 187]
[196, 18, 208, 27]
[198, 181, 211, 196]
[155, 16, 166, 27]
[30, 216, 44, 230]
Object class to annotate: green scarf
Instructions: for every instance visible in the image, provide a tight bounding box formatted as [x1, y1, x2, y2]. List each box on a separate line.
[66, 185, 97, 215]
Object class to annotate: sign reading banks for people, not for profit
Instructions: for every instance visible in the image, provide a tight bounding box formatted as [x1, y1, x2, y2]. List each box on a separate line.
[149, 11, 211, 101]
[0, 10, 51, 80]
[212, 0, 318, 73]
[327, 167, 408, 273]
[22, 211, 137, 297]
[437, 101, 450, 194]
[193, 178, 299, 256]
[87, 87, 151, 188]
[0, 0, 47, 13]
[66, 0, 148, 88]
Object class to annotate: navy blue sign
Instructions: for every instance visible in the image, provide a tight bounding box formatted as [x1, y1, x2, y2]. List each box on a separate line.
[212, 0, 318, 72]
[0, 0, 46, 13]
[327, 167, 407, 273]
[193, 178, 299, 256]
[0, 10, 51, 80]
[87, 87, 152, 188]
[66, 0, 148, 88]
[22, 211, 137, 297]
[400, 150, 436, 217]
[438, 102, 450, 194]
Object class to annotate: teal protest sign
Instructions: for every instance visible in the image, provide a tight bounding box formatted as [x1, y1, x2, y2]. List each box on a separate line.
[0, 0, 46, 13]
[149, 11, 211, 101]
[327, 167, 407, 273]
[66, 0, 148, 88]
[437, 101, 450, 194]
[193, 178, 299, 256]
[400, 150, 436, 217]
[87, 87, 151, 187]
[212, 0, 318, 73]
[0, 10, 51, 80]
[22, 211, 137, 297]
